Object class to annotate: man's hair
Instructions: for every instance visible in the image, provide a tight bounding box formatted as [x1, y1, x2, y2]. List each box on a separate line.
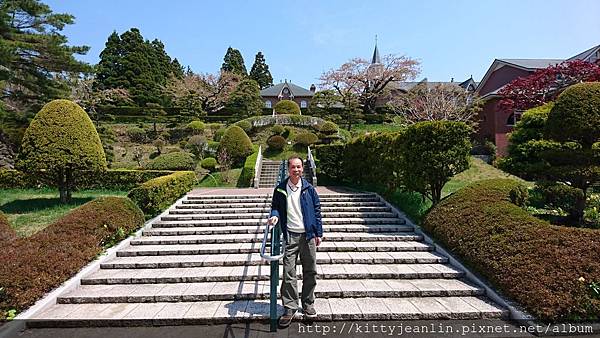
[287, 155, 304, 168]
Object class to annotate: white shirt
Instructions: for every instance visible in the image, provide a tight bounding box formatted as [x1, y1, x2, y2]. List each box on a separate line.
[286, 178, 305, 233]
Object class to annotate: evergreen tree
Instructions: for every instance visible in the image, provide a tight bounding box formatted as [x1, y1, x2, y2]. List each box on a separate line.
[249, 52, 273, 89]
[221, 47, 247, 76]
[0, 0, 92, 113]
[226, 79, 263, 118]
[94, 28, 182, 107]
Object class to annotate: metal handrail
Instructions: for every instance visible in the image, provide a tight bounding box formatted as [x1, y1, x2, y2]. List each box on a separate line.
[253, 145, 263, 188]
[307, 146, 318, 186]
[259, 160, 287, 332]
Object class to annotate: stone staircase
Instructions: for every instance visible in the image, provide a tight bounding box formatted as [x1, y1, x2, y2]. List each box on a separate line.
[28, 190, 507, 326]
[257, 159, 312, 188]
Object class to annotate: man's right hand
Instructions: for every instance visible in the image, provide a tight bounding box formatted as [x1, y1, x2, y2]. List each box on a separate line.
[267, 216, 279, 228]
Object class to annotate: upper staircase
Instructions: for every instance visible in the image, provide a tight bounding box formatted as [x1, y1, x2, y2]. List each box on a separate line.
[28, 188, 507, 327]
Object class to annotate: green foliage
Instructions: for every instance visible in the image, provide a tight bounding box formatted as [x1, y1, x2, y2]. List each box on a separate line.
[398, 121, 472, 204]
[422, 179, 600, 322]
[186, 135, 207, 158]
[308, 90, 343, 120]
[217, 126, 253, 167]
[0, 197, 143, 318]
[144, 152, 195, 171]
[94, 28, 182, 107]
[546, 82, 600, 146]
[186, 120, 205, 134]
[234, 120, 253, 134]
[532, 181, 585, 216]
[267, 135, 286, 151]
[126, 126, 147, 143]
[237, 146, 259, 187]
[0, 0, 92, 114]
[294, 132, 318, 147]
[226, 79, 263, 118]
[249, 51, 273, 89]
[509, 184, 529, 207]
[17, 100, 106, 203]
[128, 171, 197, 216]
[271, 124, 284, 135]
[274, 100, 301, 115]
[214, 127, 226, 142]
[319, 121, 339, 135]
[221, 47, 247, 76]
[200, 157, 217, 172]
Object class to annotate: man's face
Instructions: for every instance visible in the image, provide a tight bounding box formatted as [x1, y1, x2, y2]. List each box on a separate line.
[288, 158, 303, 179]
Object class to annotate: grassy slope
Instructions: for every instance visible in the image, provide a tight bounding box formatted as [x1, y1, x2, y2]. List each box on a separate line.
[384, 157, 526, 224]
[0, 189, 127, 237]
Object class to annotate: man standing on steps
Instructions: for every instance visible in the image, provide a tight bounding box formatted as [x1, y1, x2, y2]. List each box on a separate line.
[267, 155, 323, 328]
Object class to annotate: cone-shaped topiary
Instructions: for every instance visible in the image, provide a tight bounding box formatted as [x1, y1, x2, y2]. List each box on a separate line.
[267, 135, 286, 150]
[17, 100, 107, 203]
[274, 100, 301, 115]
[218, 126, 253, 167]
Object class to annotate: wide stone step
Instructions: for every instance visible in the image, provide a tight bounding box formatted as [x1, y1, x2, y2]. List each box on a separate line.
[152, 218, 405, 228]
[116, 241, 432, 256]
[101, 251, 448, 269]
[29, 296, 507, 327]
[176, 201, 386, 208]
[185, 193, 376, 200]
[142, 224, 415, 236]
[80, 263, 463, 284]
[168, 206, 392, 214]
[130, 232, 422, 245]
[57, 278, 483, 304]
[160, 212, 398, 221]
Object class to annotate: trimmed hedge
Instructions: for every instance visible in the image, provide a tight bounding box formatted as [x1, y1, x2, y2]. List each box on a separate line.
[295, 132, 318, 146]
[319, 121, 339, 135]
[0, 211, 15, 243]
[267, 135, 286, 150]
[144, 152, 196, 171]
[0, 197, 144, 319]
[186, 121, 205, 134]
[0, 169, 176, 190]
[218, 126, 253, 167]
[237, 146, 259, 188]
[200, 157, 217, 171]
[128, 171, 197, 216]
[422, 179, 600, 322]
[274, 100, 301, 115]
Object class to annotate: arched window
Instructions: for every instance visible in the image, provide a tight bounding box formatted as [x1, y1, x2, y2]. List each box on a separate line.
[265, 100, 272, 108]
[506, 112, 522, 126]
[300, 100, 307, 108]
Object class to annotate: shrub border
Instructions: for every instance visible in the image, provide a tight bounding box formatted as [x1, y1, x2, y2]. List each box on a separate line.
[15, 193, 190, 324]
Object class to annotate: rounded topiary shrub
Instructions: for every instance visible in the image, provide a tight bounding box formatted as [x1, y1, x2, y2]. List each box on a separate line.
[127, 126, 147, 143]
[319, 121, 339, 135]
[546, 82, 600, 146]
[214, 127, 226, 142]
[267, 135, 286, 151]
[274, 100, 301, 115]
[17, 99, 107, 203]
[295, 132, 319, 147]
[271, 124, 285, 135]
[144, 152, 195, 171]
[187, 120, 205, 134]
[200, 157, 217, 172]
[235, 120, 253, 134]
[217, 126, 253, 167]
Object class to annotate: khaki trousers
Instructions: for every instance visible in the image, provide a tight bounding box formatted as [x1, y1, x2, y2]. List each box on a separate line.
[280, 231, 317, 310]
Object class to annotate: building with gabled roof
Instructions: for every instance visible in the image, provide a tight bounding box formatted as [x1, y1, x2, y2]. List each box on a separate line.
[474, 44, 600, 156]
[260, 80, 315, 115]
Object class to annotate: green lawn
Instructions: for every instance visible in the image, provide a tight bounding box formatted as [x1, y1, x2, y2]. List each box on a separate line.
[197, 168, 243, 187]
[367, 157, 527, 224]
[0, 188, 127, 237]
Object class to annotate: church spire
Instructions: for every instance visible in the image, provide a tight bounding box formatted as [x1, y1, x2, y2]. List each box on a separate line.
[371, 35, 381, 64]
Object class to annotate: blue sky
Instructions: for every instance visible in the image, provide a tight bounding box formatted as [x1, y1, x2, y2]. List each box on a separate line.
[47, 0, 600, 88]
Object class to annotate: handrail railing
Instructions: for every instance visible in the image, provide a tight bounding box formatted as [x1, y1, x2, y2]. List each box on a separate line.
[260, 159, 286, 332]
[307, 146, 318, 187]
[253, 145, 263, 188]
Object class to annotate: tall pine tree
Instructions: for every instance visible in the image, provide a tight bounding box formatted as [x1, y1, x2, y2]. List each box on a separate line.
[94, 28, 182, 107]
[249, 52, 273, 89]
[221, 47, 247, 76]
[0, 0, 91, 114]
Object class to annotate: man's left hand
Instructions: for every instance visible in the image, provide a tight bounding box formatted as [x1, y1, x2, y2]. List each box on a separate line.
[315, 237, 322, 246]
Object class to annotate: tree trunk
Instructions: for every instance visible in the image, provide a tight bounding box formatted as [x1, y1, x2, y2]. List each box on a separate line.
[571, 188, 587, 225]
[58, 168, 73, 204]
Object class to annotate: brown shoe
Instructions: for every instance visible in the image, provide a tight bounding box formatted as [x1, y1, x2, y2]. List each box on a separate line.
[278, 308, 300, 328]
